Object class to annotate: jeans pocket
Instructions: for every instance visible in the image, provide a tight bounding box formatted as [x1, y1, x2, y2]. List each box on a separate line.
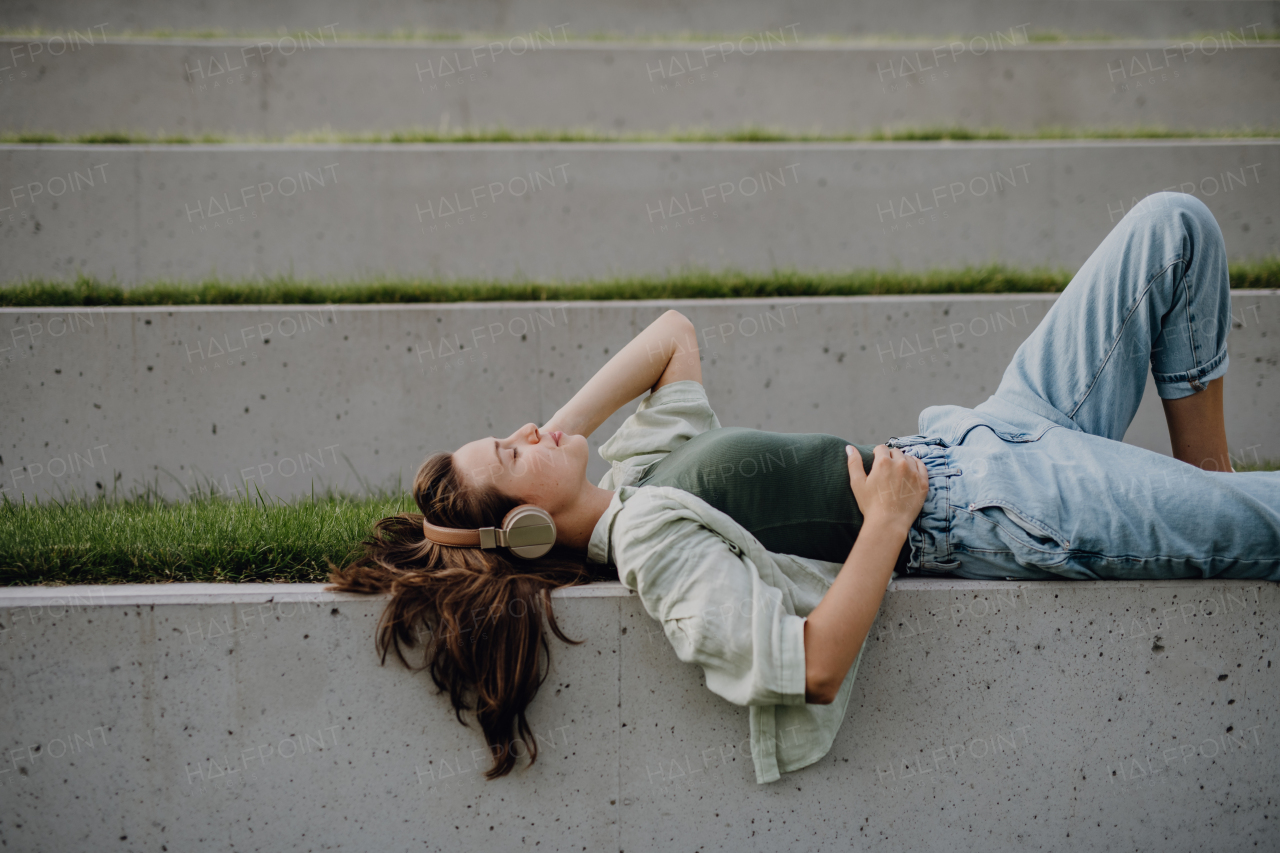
[969, 500, 1071, 567]
[986, 424, 1058, 444]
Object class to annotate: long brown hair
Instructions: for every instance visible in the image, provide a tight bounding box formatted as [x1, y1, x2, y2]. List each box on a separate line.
[328, 451, 604, 778]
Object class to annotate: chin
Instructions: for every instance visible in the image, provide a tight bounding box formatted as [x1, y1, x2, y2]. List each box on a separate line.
[570, 433, 590, 470]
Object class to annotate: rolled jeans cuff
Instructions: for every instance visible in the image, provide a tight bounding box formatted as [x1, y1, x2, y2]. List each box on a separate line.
[1152, 346, 1229, 400]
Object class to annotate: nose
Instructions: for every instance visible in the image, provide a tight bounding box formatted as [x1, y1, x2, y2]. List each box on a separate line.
[508, 423, 539, 443]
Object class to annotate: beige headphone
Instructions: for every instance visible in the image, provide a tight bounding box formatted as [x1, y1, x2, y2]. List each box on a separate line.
[422, 504, 557, 559]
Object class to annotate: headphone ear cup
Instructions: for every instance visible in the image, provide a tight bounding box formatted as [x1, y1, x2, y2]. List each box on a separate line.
[501, 504, 557, 559]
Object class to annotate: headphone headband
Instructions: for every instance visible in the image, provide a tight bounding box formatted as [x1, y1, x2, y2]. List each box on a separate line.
[422, 504, 557, 559]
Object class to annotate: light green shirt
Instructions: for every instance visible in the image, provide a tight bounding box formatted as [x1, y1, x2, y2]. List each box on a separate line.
[586, 380, 875, 784]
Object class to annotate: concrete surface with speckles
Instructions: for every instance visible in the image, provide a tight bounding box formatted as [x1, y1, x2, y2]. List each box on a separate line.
[0, 142, 1276, 284]
[0, 579, 1275, 851]
[3, 41, 1278, 137]
[2, 0, 1278, 38]
[2, 295, 1276, 501]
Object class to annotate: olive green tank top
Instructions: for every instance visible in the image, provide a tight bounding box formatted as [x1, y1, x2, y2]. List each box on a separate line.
[635, 427, 905, 567]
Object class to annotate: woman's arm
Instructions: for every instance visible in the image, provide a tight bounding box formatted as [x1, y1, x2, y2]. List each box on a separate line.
[802, 445, 929, 704]
[541, 309, 701, 439]
[1161, 375, 1233, 471]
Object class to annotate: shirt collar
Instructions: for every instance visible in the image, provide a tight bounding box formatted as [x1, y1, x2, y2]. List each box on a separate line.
[586, 489, 627, 565]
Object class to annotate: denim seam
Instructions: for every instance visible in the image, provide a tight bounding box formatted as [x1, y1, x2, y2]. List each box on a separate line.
[959, 540, 1278, 567]
[1178, 260, 1204, 387]
[943, 473, 954, 565]
[1042, 553, 1279, 566]
[1066, 254, 1187, 423]
[958, 547, 1073, 569]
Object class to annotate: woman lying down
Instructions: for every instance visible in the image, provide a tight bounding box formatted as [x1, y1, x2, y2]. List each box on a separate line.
[330, 192, 1280, 784]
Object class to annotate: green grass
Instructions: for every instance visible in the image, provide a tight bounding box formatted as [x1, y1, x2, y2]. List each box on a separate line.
[3, 126, 1278, 146]
[3, 261, 1278, 307]
[0, 490, 415, 585]
[2, 457, 1276, 585]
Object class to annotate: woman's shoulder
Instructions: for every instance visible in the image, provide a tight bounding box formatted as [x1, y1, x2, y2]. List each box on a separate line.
[627, 379, 719, 426]
[596, 381, 722, 484]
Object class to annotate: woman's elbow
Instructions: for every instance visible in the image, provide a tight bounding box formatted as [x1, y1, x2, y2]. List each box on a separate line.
[803, 623, 842, 704]
[663, 309, 696, 338]
[804, 672, 840, 705]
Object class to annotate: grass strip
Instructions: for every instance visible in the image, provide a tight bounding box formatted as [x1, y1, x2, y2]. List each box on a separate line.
[3, 262, 1278, 307]
[3, 126, 1278, 145]
[0, 491, 415, 585]
[2, 459, 1276, 586]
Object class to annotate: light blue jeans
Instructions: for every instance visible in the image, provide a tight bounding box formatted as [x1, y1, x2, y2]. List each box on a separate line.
[891, 192, 1280, 581]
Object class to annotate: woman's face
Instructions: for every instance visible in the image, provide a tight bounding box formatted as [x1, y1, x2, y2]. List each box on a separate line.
[452, 423, 590, 513]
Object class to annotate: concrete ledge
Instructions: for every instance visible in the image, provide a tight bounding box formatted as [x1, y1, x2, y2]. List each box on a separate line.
[2, 0, 1278, 38]
[3, 40, 1278, 136]
[0, 580, 634, 606]
[2, 295, 1276, 502]
[0, 141, 1276, 283]
[1, 579, 1276, 851]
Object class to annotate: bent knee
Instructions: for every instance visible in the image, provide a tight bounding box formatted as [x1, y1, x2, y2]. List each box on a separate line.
[1120, 192, 1226, 271]
[1132, 191, 1220, 236]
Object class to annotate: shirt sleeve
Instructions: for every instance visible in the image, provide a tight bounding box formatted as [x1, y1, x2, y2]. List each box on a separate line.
[611, 487, 808, 708]
[595, 379, 721, 489]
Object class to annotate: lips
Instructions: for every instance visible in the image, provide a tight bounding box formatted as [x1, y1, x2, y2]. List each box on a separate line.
[552, 431, 563, 446]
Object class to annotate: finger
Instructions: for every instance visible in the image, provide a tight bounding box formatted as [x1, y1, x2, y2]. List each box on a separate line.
[872, 444, 891, 466]
[846, 445, 867, 486]
[888, 447, 904, 460]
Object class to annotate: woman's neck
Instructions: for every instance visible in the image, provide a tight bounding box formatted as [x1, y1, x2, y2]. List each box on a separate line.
[556, 483, 616, 551]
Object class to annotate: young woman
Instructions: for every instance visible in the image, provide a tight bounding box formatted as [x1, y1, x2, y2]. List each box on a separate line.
[330, 192, 1279, 785]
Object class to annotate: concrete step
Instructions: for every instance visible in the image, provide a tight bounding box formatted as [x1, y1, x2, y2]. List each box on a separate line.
[2, 38, 1277, 136]
[3, 0, 1279, 38]
[0, 141, 1274, 283]
[1, 580, 1276, 852]
[2, 296, 1275, 503]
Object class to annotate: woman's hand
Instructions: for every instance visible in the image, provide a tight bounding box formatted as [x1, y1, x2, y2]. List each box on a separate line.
[846, 444, 928, 536]
[805, 444, 928, 704]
